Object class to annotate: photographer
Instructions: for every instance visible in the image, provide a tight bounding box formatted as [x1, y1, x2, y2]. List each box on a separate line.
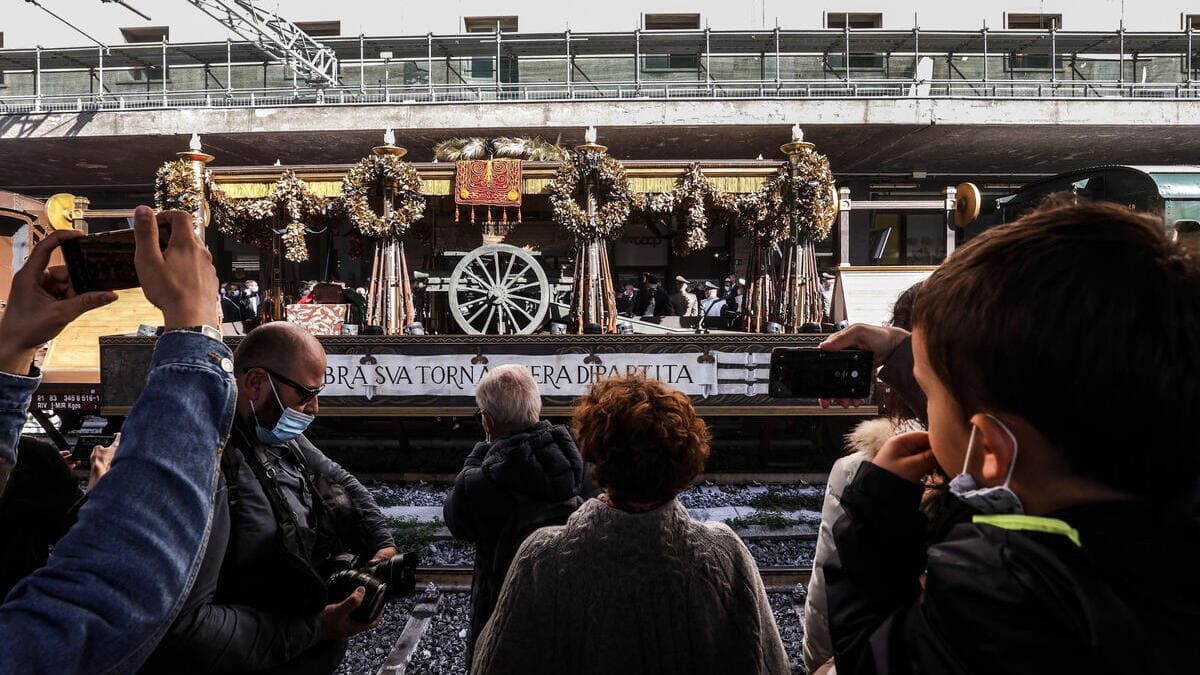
[0, 208, 237, 673]
[819, 199, 1200, 674]
[142, 321, 398, 675]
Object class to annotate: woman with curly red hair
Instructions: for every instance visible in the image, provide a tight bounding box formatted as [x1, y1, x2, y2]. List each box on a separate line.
[472, 374, 789, 675]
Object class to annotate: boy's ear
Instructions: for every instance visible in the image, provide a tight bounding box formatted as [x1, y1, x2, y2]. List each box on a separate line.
[970, 413, 1018, 487]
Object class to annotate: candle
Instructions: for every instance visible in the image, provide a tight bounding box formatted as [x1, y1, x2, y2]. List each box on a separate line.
[384, 128, 395, 146]
[189, 133, 202, 151]
[585, 126, 597, 144]
[791, 124, 803, 142]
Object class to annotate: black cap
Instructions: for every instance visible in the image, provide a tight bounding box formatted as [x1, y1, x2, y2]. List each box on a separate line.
[645, 274, 660, 284]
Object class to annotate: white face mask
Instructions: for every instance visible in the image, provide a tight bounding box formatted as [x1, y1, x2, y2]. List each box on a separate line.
[948, 414, 1025, 514]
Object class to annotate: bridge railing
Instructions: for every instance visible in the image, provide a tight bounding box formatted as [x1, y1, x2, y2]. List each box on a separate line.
[2, 27, 1198, 112]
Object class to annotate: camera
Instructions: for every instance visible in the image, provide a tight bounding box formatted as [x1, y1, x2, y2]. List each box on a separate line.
[324, 551, 420, 623]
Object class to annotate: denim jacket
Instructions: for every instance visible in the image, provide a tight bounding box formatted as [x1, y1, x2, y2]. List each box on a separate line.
[0, 332, 236, 675]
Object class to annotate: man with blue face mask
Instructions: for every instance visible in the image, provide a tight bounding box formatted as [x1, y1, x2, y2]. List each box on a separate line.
[142, 322, 397, 675]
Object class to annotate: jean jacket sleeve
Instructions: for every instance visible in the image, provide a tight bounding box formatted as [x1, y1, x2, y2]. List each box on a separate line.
[0, 366, 40, 498]
[0, 333, 237, 675]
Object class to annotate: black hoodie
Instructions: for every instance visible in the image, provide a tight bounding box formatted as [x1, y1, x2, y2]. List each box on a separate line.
[444, 421, 598, 655]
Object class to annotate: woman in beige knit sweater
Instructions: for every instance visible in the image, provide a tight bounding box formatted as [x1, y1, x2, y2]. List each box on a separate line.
[472, 374, 790, 675]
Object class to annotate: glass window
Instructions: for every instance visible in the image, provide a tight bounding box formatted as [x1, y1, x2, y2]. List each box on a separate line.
[1006, 14, 1062, 29]
[643, 14, 700, 71]
[464, 16, 519, 82]
[826, 13, 882, 29]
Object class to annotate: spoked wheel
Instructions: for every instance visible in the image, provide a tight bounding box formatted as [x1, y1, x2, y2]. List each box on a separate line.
[448, 244, 551, 334]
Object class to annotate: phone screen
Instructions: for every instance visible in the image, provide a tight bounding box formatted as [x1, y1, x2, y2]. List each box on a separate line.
[61, 225, 170, 293]
[768, 348, 874, 399]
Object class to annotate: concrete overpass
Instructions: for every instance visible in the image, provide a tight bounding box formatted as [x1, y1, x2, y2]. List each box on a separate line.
[2, 98, 1200, 198]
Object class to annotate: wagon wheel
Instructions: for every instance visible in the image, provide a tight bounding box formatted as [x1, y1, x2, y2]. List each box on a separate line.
[448, 244, 550, 334]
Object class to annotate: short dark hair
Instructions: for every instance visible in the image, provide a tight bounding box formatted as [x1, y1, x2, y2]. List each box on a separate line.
[572, 375, 710, 502]
[913, 196, 1200, 498]
[233, 322, 322, 376]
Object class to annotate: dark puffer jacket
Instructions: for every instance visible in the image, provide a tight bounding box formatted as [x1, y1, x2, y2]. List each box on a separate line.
[443, 421, 597, 656]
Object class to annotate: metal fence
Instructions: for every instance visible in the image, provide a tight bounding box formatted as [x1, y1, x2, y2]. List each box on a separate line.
[2, 27, 1199, 113]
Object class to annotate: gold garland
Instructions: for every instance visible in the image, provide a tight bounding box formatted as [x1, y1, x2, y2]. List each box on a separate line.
[341, 154, 425, 239]
[739, 149, 838, 245]
[208, 171, 329, 261]
[153, 160, 208, 214]
[640, 163, 739, 255]
[548, 150, 639, 241]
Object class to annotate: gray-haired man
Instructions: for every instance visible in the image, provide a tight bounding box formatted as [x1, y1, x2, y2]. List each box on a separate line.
[443, 364, 598, 660]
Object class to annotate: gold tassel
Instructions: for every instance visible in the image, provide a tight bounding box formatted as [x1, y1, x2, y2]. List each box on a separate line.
[487, 206, 492, 223]
[517, 206, 522, 223]
[502, 207, 508, 224]
[455, 205, 460, 222]
[470, 206, 475, 223]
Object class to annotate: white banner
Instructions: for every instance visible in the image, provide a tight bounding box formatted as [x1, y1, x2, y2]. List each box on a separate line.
[324, 352, 725, 399]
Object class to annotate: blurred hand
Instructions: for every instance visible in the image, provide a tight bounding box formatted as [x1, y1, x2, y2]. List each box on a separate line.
[0, 230, 118, 375]
[58, 450, 79, 472]
[87, 432, 120, 491]
[320, 587, 381, 640]
[872, 430, 939, 484]
[133, 207, 219, 329]
[368, 546, 398, 566]
[816, 324, 910, 409]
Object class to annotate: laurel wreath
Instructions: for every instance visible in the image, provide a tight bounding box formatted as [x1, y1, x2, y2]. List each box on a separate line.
[341, 154, 426, 239]
[548, 150, 640, 241]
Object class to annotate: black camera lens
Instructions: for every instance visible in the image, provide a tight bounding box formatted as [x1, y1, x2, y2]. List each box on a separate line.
[326, 570, 388, 623]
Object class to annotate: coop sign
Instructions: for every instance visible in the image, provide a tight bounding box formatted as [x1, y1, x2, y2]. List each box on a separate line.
[323, 353, 718, 398]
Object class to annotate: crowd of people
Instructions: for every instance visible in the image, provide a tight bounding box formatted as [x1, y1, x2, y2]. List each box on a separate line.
[615, 272, 748, 328]
[0, 196, 1197, 674]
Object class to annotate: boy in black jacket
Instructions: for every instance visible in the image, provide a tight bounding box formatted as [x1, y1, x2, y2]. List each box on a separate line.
[819, 197, 1200, 674]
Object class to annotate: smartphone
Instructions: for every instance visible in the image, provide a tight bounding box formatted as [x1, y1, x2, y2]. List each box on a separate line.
[61, 224, 171, 293]
[768, 348, 874, 399]
[72, 434, 117, 465]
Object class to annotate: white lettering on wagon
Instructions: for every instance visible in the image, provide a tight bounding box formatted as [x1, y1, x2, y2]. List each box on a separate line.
[322, 353, 718, 399]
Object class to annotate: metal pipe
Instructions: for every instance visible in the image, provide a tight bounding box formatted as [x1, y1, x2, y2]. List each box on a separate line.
[634, 29, 641, 89]
[161, 39, 168, 106]
[226, 38, 232, 97]
[97, 45, 104, 99]
[1189, 27, 1194, 87]
[1118, 23, 1125, 84]
[844, 24, 850, 81]
[982, 25, 989, 82]
[35, 46, 41, 111]
[705, 27, 712, 90]
[565, 30, 572, 96]
[774, 26, 780, 87]
[496, 22, 502, 93]
[359, 33, 365, 94]
[1050, 26, 1057, 84]
[427, 33, 434, 97]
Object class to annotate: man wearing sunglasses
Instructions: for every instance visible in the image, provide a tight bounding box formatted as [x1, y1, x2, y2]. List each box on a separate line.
[143, 322, 396, 675]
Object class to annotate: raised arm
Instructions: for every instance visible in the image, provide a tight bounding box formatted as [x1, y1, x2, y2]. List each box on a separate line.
[0, 208, 234, 674]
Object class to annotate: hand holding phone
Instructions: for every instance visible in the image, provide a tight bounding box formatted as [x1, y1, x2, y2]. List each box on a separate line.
[0, 230, 118, 375]
[132, 207, 220, 329]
